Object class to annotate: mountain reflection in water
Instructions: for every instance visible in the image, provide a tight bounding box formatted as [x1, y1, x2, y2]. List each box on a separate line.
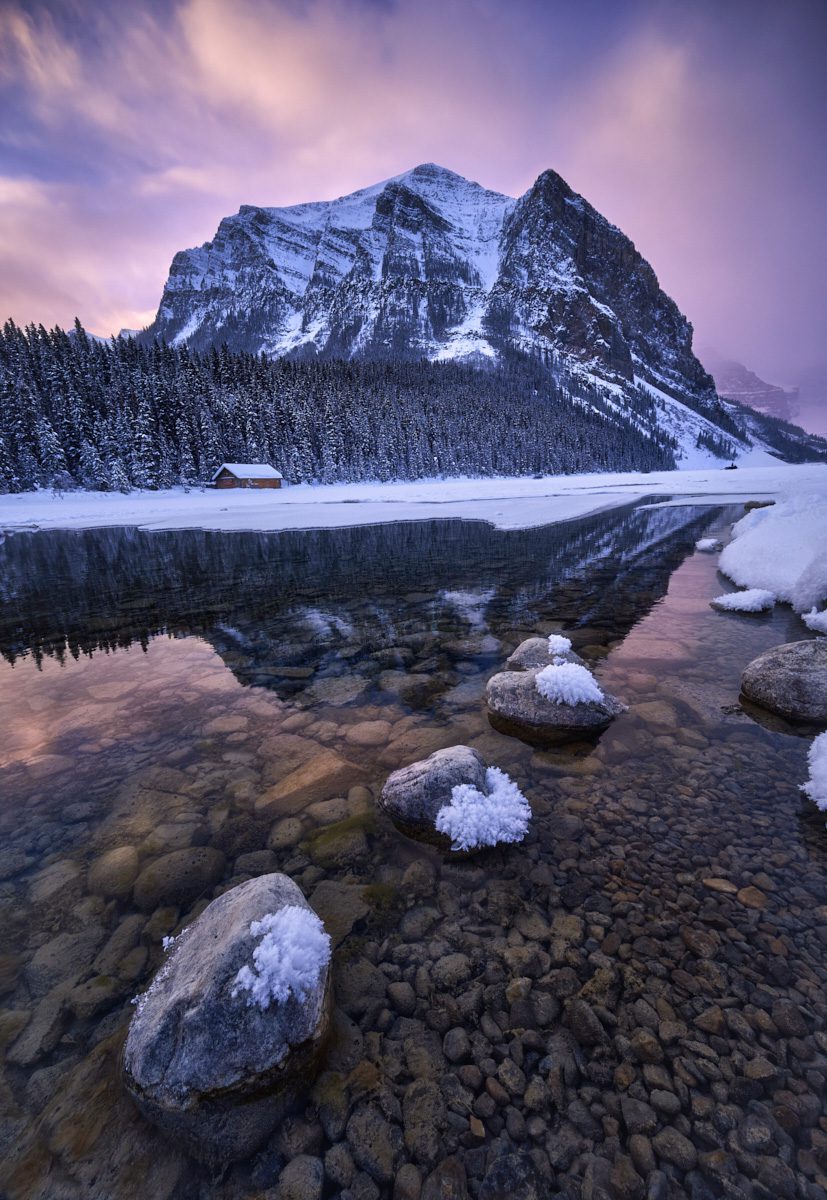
[0, 503, 716, 689]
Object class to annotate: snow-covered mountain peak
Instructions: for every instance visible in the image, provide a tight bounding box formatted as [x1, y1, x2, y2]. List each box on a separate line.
[146, 161, 819, 464]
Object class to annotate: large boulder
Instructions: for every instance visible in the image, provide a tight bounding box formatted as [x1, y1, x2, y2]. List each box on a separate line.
[123, 873, 332, 1165]
[486, 668, 625, 746]
[379, 746, 487, 844]
[740, 639, 827, 724]
[505, 637, 583, 671]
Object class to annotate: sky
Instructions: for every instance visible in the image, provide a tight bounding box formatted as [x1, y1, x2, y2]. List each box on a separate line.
[1, 0, 826, 410]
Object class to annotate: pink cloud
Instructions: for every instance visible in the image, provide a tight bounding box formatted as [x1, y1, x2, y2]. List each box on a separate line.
[0, 0, 824, 392]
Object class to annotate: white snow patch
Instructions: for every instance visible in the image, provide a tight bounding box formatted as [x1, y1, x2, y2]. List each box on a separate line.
[435, 765, 531, 851]
[718, 494, 827, 612]
[535, 662, 604, 705]
[547, 634, 573, 658]
[695, 538, 721, 553]
[2, 464, 826, 536]
[801, 732, 827, 815]
[711, 589, 776, 613]
[171, 311, 204, 346]
[803, 608, 827, 635]
[233, 906, 331, 1010]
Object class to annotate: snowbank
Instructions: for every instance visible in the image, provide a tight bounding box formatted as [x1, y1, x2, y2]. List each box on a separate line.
[535, 661, 605, 704]
[801, 732, 827, 815]
[711, 589, 776, 613]
[1, 463, 825, 535]
[233, 906, 331, 1009]
[435, 765, 531, 851]
[718, 493, 827, 612]
[803, 608, 827, 635]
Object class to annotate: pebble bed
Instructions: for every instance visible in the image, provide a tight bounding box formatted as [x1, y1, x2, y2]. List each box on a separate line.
[0, 508, 825, 1200]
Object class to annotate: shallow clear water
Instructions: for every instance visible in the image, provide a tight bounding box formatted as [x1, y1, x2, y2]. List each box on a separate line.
[0, 504, 824, 1200]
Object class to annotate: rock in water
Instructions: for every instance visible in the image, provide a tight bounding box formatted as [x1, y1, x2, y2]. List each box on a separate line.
[740, 639, 827, 723]
[380, 746, 487, 844]
[485, 668, 625, 746]
[379, 745, 530, 852]
[123, 873, 331, 1165]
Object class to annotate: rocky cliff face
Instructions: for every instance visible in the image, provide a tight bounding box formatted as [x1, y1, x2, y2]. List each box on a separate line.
[146, 163, 718, 408]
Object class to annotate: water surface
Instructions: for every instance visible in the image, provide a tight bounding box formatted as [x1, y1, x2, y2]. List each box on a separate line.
[0, 504, 824, 1200]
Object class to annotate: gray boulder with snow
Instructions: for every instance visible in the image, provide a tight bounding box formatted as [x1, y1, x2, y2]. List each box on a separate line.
[379, 746, 487, 843]
[486, 668, 625, 746]
[505, 637, 583, 671]
[740, 639, 827, 724]
[379, 745, 531, 852]
[123, 873, 332, 1165]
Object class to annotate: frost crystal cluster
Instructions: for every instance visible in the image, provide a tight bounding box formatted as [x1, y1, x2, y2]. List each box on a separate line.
[803, 608, 827, 635]
[435, 766, 531, 852]
[801, 732, 827, 815]
[535, 661, 604, 705]
[233, 906, 331, 1010]
[712, 589, 776, 613]
[547, 634, 573, 658]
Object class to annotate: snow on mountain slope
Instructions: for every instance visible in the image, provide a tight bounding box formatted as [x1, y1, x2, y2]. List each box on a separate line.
[144, 163, 826, 467]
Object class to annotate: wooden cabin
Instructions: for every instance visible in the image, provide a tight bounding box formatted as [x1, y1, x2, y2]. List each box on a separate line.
[210, 463, 283, 489]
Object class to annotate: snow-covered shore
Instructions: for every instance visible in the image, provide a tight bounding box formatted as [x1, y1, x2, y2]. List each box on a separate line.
[0, 464, 825, 536]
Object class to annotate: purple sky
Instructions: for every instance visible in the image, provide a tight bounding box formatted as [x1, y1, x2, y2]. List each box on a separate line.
[1, 0, 826, 406]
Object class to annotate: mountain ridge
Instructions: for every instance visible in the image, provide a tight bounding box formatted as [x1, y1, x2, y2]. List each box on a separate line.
[142, 163, 823, 466]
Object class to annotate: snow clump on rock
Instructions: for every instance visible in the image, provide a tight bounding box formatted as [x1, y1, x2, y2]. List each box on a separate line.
[435, 766, 531, 852]
[547, 634, 573, 658]
[801, 732, 827, 815]
[233, 906, 331, 1009]
[535, 661, 605, 705]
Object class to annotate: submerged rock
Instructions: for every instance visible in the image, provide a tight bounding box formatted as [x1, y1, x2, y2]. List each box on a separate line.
[740, 639, 827, 723]
[123, 873, 331, 1166]
[379, 745, 530, 851]
[380, 746, 487, 844]
[485, 668, 625, 746]
[132, 847, 225, 911]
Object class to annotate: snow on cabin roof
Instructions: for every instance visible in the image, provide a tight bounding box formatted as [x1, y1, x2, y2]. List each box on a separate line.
[210, 463, 283, 481]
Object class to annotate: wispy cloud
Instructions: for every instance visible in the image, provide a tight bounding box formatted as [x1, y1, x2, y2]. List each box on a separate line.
[0, 0, 825, 384]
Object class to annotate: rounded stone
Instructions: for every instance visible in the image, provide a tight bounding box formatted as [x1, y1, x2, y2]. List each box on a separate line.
[123, 873, 331, 1166]
[268, 817, 305, 851]
[277, 1155, 324, 1200]
[345, 721, 393, 747]
[87, 845, 140, 900]
[485, 668, 625, 747]
[740, 639, 827, 723]
[652, 1126, 697, 1171]
[378, 745, 487, 844]
[132, 847, 225, 911]
[443, 1027, 471, 1063]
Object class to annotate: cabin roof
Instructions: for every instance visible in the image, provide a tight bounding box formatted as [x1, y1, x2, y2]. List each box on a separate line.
[210, 462, 283, 481]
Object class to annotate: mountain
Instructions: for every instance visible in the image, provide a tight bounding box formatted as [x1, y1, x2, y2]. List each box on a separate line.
[706, 357, 800, 423]
[143, 163, 824, 465]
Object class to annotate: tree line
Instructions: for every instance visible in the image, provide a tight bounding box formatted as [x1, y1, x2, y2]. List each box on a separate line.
[0, 319, 682, 493]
